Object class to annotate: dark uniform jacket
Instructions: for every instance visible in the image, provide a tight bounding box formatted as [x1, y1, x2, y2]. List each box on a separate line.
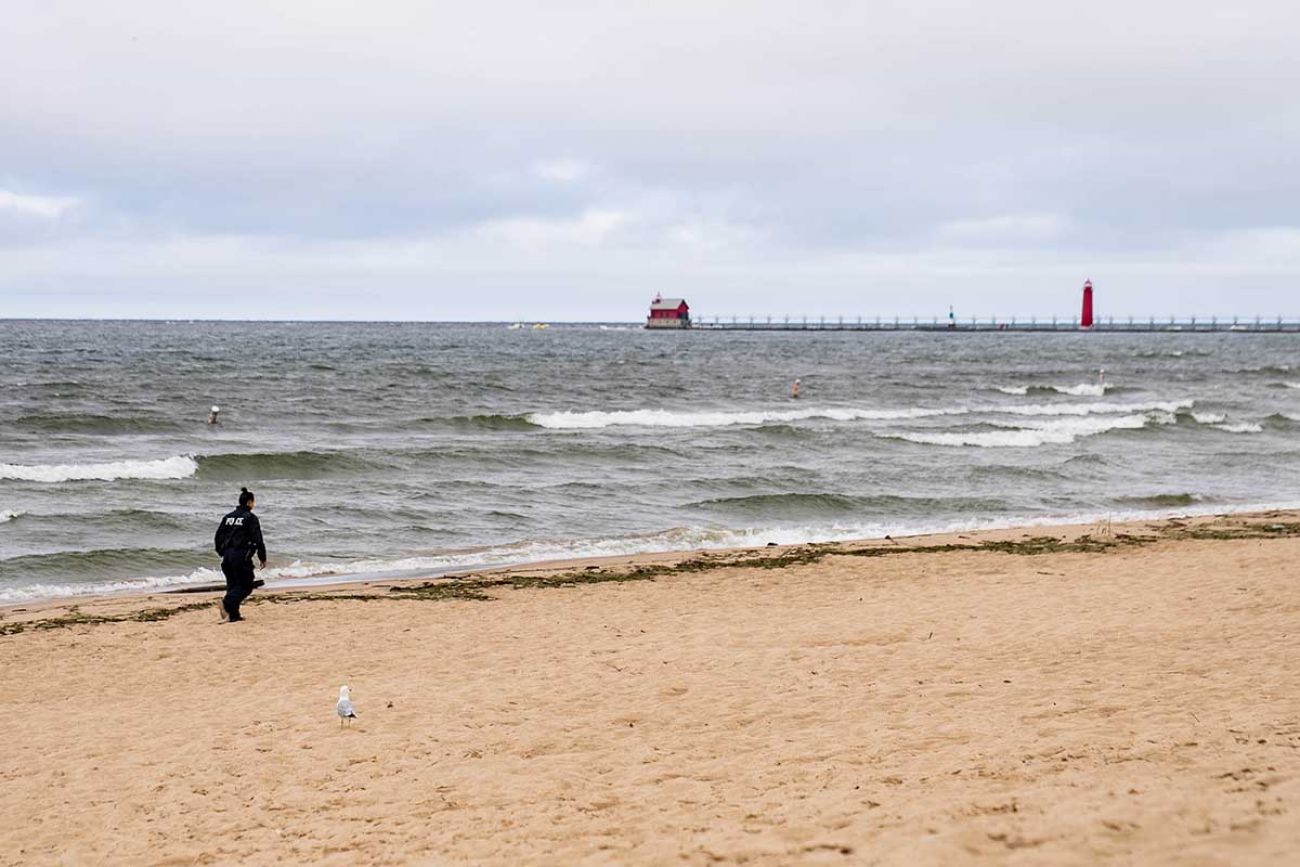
[214, 506, 266, 565]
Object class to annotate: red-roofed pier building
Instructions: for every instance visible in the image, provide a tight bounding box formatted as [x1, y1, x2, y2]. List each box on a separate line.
[646, 295, 691, 329]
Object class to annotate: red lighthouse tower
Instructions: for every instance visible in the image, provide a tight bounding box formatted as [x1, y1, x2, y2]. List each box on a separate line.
[1081, 279, 1094, 328]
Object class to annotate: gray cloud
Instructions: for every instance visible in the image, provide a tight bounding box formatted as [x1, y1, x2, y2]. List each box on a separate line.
[2, 1, 1299, 319]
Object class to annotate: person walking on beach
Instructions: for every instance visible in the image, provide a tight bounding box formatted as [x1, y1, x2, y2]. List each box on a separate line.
[213, 487, 266, 622]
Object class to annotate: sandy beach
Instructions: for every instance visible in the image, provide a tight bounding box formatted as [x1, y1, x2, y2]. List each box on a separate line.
[2, 512, 1298, 865]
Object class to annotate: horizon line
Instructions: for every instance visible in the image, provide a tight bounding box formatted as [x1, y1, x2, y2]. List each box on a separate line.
[4, 315, 1300, 325]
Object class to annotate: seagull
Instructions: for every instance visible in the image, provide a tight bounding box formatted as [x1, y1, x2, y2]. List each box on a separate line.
[336, 685, 358, 727]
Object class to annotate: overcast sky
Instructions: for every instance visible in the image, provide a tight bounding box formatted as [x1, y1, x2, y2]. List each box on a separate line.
[2, 1, 1298, 321]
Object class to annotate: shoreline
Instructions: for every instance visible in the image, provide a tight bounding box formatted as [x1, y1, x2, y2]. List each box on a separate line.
[4, 507, 1299, 634]
[3, 508, 1299, 863]
[7, 499, 1300, 613]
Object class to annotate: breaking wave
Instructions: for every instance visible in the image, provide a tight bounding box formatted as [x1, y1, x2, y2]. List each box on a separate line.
[884, 411, 1174, 448]
[527, 400, 1191, 430]
[994, 400, 1190, 417]
[0, 566, 225, 605]
[0, 510, 24, 524]
[1183, 411, 1261, 433]
[0, 450, 394, 485]
[996, 383, 1111, 397]
[0, 547, 202, 583]
[0, 456, 199, 483]
[527, 407, 948, 429]
[1048, 383, 1107, 397]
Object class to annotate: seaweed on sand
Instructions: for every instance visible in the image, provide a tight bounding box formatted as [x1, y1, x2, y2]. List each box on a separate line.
[6, 517, 1299, 637]
[0, 601, 216, 637]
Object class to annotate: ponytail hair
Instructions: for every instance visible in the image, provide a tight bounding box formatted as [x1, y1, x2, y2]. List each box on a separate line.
[239, 487, 255, 507]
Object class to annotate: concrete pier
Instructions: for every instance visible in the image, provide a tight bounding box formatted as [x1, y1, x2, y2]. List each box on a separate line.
[687, 315, 1300, 333]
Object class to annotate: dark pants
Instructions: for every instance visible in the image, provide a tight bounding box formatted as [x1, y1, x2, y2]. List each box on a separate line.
[221, 557, 256, 620]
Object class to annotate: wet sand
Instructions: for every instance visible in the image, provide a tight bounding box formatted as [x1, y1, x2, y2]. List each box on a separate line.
[2, 513, 1299, 865]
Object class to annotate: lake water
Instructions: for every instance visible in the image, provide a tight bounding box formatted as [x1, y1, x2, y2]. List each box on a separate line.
[2, 320, 1298, 603]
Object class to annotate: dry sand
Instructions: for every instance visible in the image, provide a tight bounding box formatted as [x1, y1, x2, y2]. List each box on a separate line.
[2, 513, 1299, 865]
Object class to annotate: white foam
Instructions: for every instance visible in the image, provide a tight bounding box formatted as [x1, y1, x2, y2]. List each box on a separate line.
[528, 407, 950, 429]
[1191, 411, 1261, 433]
[528, 400, 1191, 430]
[996, 400, 1190, 418]
[998, 384, 1109, 396]
[0, 455, 198, 483]
[0, 566, 224, 605]
[1053, 383, 1107, 396]
[10, 498, 1300, 606]
[1285, 382, 1300, 390]
[0, 510, 23, 524]
[887, 412, 1172, 448]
